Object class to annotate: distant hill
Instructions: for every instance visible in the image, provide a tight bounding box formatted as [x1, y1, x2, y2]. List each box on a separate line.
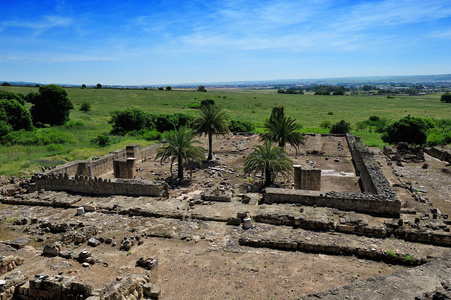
[2, 74, 451, 88]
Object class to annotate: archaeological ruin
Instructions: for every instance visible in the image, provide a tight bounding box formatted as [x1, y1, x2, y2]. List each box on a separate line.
[0, 133, 450, 299]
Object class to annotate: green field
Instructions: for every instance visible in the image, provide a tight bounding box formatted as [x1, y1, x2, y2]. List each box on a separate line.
[1, 86, 450, 177]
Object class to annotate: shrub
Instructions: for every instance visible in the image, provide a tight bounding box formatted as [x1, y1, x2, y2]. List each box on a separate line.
[110, 108, 154, 135]
[0, 99, 33, 133]
[80, 102, 91, 112]
[201, 99, 215, 107]
[64, 120, 85, 127]
[188, 102, 201, 109]
[327, 112, 333, 115]
[90, 133, 111, 148]
[333, 90, 344, 95]
[330, 120, 351, 134]
[142, 130, 162, 141]
[381, 115, 435, 145]
[0, 90, 26, 105]
[319, 120, 332, 129]
[229, 120, 255, 132]
[440, 92, 451, 103]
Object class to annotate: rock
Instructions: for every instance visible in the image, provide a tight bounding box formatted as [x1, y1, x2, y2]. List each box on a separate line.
[150, 287, 161, 299]
[87, 238, 101, 247]
[6, 237, 30, 249]
[82, 262, 90, 268]
[42, 244, 60, 256]
[76, 207, 85, 215]
[243, 217, 252, 230]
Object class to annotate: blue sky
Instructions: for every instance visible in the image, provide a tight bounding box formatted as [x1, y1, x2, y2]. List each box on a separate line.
[1, 0, 451, 85]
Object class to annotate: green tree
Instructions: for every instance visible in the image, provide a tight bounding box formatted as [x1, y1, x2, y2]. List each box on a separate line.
[244, 140, 293, 187]
[441, 92, 451, 103]
[2, 82, 11, 86]
[191, 104, 230, 160]
[381, 115, 435, 145]
[29, 84, 73, 126]
[330, 120, 351, 134]
[197, 86, 207, 92]
[96, 83, 102, 89]
[0, 99, 33, 133]
[81, 84, 87, 89]
[166, 86, 172, 91]
[156, 126, 205, 180]
[262, 106, 305, 155]
[0, 90, 26, 105]
[109, 108, 153, 135]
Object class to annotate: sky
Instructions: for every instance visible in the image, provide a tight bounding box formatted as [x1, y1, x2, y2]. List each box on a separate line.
[1, 0, 451, 85]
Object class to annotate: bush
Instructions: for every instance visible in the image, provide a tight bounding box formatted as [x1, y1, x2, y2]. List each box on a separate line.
[142, 130, 162, 141]
[330, 120, 351, 134]
[319, 120, 332, 129]
[333, 90, 344, 95]
[64, 120, 85, 128]
[229, 120, 255, 132]
[188, 102, 201, 109]
[110, 108, 154, 135]
[441, 92, 451, 103]
[90, 133, 111, 148]
[201, 99, 215, 107]
[0, 99, 33, 134]
[155, 113, 193, 132]
[381, 115, 434, 145]
[80, 102, 91, 112]
[0, 90, 26, 105]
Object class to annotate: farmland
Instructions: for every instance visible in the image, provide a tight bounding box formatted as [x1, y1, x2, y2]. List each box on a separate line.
[0, 86, 450, 177]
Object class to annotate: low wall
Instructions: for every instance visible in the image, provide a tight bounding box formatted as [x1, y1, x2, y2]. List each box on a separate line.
[263, 188, 400, 215]
[28, 174, 169, 198]
[425, 146, 451, 163]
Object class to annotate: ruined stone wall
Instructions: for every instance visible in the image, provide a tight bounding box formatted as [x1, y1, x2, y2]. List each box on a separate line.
[425, 146, 451, 163]
[42, 144, 157, 178]
[1, 272, 158, 300]
[345, 133, 372, 176]
[28, 174, 169, 198]
[263, 188, 400, 215]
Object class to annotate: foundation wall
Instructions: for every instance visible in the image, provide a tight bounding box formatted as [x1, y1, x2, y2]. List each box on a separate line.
[425, 146, 451, 163]
[263, 188, 400, 215]
[28, 174, 169, 198]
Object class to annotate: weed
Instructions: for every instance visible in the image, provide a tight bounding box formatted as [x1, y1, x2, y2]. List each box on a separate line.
[126, 250, 131, 256]
[386, 250, 398, 257]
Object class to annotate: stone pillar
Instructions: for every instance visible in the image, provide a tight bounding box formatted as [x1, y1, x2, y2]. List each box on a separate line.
[126, 145, 140, 158]
[293, 165, 321, 191]
[294, 165, 302, 189]
[127, 158, 136, 178]
[113, 158, 136, 179]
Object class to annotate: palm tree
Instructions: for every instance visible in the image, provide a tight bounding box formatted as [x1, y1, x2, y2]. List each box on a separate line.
[155, 126, 205, 180]
[262, 115, 305, 155]
[191, 104, 230, 160]
[244, 140, 293, 187]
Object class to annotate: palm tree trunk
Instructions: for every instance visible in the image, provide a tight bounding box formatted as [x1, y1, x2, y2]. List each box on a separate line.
[207, 133, 213, 160]
[177, 154, 183, 179]
[264, 168, 272, 186]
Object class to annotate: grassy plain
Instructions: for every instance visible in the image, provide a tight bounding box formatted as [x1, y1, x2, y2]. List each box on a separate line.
[1, 86, 450, 176]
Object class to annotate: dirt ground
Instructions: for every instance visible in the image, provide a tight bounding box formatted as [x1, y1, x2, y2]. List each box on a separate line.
[0, 134, 450, 300]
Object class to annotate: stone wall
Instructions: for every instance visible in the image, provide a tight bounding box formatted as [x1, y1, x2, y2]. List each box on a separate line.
[28, 174, 169, 198]
[263, 188, 400, 215]
[345, 133, 372, 176]
[41, 145, 157, 178]
[113, 158, 136, 179]
[0, 272, 160, 300]
[425, 146, 451, 163]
